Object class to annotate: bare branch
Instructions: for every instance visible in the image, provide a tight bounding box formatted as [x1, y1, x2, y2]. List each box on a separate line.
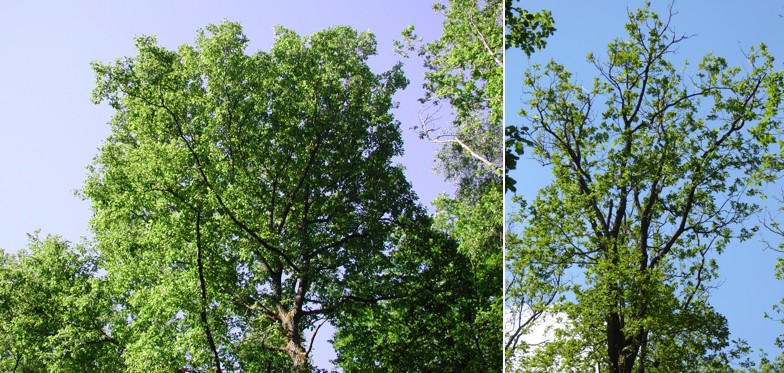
[417, 105, 501, 172]
[305, 315, 331, 360]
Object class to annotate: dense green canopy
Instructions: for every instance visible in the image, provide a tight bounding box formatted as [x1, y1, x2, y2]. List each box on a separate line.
[85, 21, 425, 372]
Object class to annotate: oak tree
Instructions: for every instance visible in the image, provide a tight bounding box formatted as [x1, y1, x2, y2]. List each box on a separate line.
[85, 22, 418, 372]
[508, 3, 783, 372]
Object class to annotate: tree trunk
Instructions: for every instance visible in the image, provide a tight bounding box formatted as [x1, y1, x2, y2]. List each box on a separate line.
[607, 312, 643, 373]
[607, 312, 623, 373]
[280, 309, 310, 373]
[287, 340, 310, 373]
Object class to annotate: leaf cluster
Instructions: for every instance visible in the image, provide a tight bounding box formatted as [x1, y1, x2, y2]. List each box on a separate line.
[0, 234, 123, 372]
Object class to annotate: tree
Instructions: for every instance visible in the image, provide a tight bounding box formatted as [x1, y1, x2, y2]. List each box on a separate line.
[503, 1, 556, 363]
[396, 0, 502, 180]
[85, 22, 419, 372]
[0, 234, 123, 372]
[507, 3, 783, 372]
[336, 0, 503, 370]
[504, 0, 555, 192]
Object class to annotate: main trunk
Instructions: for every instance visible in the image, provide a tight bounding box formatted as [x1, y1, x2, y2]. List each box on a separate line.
[280, 310, 310, 373]
[607, 311, 624, 373]
[286, 340, 309, 373]
[606, 312, 641, 373]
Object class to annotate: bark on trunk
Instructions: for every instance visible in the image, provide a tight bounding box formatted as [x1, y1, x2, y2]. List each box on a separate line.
[280, 309, 310, 373]
[607, 312, 623, 373]
[606, 314, 642, 373]
[287, 341, 310, 373]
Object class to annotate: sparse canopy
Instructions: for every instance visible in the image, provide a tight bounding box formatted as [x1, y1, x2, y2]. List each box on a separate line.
[507, 3, 783, 372]
[504, 0, 555, 193]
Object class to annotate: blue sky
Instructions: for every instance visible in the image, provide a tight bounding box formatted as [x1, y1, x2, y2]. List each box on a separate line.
[507, 0, 784, 364]
[0, 1, 452, 369]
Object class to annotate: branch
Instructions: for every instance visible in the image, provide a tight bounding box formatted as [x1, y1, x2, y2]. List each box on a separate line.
[306, 231, 368, 261]
[300, 293, 404, 317]
[468, 14, 502, 67]
[277, 132, 325, 236]
[84, 330, 125, 351]
[435, 136, 499, 171]
[226, 294, 278, 321]
[418, 106, 500, 172]
[651, 77, 763, 268]
[12, 348, 22, 373]
[196, 211, 223, 373]
[505, 284, 558, 353]
[305, 315, 331, 360]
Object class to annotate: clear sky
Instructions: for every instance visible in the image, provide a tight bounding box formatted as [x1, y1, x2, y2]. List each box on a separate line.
[507, 0, 784, 364]
[0, 1, 452, 369]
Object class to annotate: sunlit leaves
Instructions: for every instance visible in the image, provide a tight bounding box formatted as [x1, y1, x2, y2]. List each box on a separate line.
[86, 21, 417, 371]
[0, 234, 123, 372]
[508, 3, 783, 372]
[505, 0, 555, 192]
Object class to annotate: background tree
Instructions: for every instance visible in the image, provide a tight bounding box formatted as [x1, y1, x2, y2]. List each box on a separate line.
[333, 0, 503, 370]
[508, 3, 782, 372]
[397, 0, 502, 174]
[0, 234, 123, 372]
[85, 22, 418, 372]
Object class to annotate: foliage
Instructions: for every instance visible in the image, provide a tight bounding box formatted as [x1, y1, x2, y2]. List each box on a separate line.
[352, 0, 504, 370]
[504, 0, 555, 193]
[507, 3, 783, 372]
[0, 234, 123, 372]
[85, 21, 418, 372]
[332, 213, 488, 371]
[504, 0, 555, 55]
[396, 0, 502, 185]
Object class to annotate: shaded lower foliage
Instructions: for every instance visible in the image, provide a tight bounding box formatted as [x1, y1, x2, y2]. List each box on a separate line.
[332, 214, 495, 372]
